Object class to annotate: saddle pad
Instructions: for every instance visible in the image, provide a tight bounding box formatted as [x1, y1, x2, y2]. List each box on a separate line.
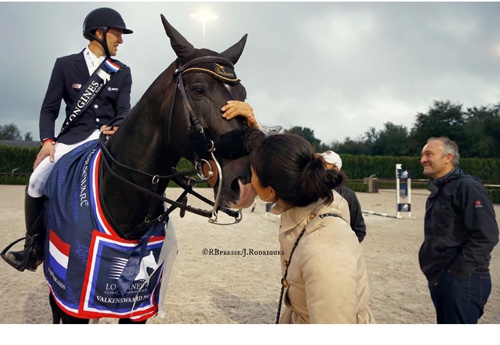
[43, 140, 168, 321]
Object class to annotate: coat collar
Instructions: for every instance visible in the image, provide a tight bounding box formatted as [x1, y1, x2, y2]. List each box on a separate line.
[71, 49, 90, 78]
[428, 167, 463, 197]
[430, 167, 463, 187]
[279, 199, 325, 234]
[278, 190, 350, 235]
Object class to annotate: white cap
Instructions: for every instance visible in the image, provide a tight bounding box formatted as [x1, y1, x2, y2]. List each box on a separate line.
[321, 150, 342, 170]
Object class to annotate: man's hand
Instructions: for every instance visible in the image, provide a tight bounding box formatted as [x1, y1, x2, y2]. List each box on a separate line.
[34, 141, 55, 170]
[100, 125, 119, 136]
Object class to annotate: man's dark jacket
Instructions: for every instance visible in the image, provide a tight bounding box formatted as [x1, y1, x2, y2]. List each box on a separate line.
[419, 167, 499, 285]
[336, 186, 367, 242]
[39, 49, 132, 144]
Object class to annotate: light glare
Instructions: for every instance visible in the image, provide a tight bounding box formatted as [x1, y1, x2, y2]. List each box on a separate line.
[190, 9, 218, 45]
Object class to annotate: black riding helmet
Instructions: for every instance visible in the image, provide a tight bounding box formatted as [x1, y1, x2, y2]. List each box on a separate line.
[83, 7, 133, 57]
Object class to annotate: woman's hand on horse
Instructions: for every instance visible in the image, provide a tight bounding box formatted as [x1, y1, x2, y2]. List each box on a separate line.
[221, 101, 260, 129]
[100, 125, 119, 136]
[34, 141, 55, 170]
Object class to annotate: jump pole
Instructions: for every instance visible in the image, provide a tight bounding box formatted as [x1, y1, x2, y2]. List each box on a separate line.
[362, 210, 402, 219]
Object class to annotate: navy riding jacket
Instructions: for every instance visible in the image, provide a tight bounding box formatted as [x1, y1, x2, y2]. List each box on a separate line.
[39, 49, 132, 145]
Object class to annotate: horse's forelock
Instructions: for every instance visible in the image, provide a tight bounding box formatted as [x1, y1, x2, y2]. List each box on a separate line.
[213, 128, 262, 160]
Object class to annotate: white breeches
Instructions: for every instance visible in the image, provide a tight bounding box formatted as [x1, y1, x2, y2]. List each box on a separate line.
[28, 130, 101, 198]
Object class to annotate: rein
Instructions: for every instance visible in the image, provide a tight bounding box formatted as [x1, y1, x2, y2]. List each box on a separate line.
[98, 135, 242, 231]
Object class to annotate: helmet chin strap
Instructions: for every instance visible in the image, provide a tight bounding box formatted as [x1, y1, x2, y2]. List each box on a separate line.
[89, 27, 111, 58]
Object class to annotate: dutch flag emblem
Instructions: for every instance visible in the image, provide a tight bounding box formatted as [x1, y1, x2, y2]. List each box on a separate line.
[104, 59, 120, 73]
[48, 229, 70, 280]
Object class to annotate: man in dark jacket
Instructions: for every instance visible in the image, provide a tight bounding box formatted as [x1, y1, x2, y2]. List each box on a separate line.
[419, 136, 499, 324]
[1, 7, 133, 273]
[321, 150, 367, 242]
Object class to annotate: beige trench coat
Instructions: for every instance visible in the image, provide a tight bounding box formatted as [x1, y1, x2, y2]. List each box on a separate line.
[275, 191, 375, 324]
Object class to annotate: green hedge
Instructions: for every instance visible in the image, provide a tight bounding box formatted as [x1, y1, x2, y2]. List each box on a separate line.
[346, 181, 368, 193]
[341, 154, 500, 182]
[4, 145, 499, 182]
[0, 144, 206, 187]
[348, 179, 500, 204]
[0, 145, 39, 174]
[487, 189, 500, 205]
[0, 174, 30, 185]
[340, 155, 500, 203]
[1, 145, 498, 203]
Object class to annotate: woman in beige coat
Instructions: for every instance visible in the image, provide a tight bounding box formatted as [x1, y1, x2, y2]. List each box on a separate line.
[249, 133, 375, 324]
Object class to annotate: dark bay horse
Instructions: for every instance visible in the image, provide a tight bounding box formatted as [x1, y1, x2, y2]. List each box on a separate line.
[41, 15, 258, 323]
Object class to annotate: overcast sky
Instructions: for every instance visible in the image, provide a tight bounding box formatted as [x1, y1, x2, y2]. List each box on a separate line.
[2, 1, 500, 145]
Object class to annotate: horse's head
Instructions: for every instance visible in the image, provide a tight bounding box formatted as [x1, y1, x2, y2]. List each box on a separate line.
[161, 15, 257, 211]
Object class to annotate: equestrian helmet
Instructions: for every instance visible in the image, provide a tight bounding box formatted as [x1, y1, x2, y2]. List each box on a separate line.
[83, 7, 133, 40]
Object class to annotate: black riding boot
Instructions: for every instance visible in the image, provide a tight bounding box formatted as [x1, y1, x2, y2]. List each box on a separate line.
[1, 188, 46, 272]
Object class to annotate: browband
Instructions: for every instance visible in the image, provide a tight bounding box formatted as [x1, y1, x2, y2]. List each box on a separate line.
[176, 56, 239, 84]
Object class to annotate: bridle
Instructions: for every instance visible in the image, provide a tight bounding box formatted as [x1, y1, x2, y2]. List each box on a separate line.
[99, 55, 246, 231]
[172, 55, 242, 223]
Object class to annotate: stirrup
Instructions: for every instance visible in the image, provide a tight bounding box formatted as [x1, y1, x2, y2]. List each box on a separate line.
[1, 237, 40, 272]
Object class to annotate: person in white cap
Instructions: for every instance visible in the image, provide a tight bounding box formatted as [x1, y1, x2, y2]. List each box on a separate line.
[321, 150, 367, 242]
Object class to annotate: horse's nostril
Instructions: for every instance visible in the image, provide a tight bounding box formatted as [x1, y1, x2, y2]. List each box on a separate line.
[239, 174, 251, 185]
[230, 178, 240, 193]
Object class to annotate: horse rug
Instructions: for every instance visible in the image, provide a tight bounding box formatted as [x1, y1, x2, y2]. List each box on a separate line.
[43, 140, 177, 321]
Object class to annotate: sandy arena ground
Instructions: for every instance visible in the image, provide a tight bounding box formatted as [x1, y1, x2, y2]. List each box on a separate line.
[0, 184, 499, 326]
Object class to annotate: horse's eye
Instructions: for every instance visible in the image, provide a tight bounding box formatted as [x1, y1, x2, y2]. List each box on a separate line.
[191, 86, 204, 95]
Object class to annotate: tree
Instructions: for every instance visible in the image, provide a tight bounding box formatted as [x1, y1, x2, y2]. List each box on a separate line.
[285, 126, 323, 152]
[272, 99, 500, 159]
[24, 132, 33, 141]
[0, 123, 22, 140]
[408, 100, 465, 155]
[335, 136, 371, 155]
[362, 127, 378, 155]
[462, 105, 500, 158]
[373, 122, 409, 156]
[325, 139, 342, 153]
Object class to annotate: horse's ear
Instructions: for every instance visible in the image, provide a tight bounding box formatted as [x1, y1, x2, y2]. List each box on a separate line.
[220, 34, 248, 65]
[160, 14, 195, 60]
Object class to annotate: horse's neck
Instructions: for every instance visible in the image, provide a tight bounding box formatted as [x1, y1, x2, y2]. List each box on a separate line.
[99, 94, 177, 237]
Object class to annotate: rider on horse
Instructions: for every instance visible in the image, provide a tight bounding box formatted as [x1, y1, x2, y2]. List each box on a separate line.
[1, 8, 259, 274]
[1, 7, 134, 272]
